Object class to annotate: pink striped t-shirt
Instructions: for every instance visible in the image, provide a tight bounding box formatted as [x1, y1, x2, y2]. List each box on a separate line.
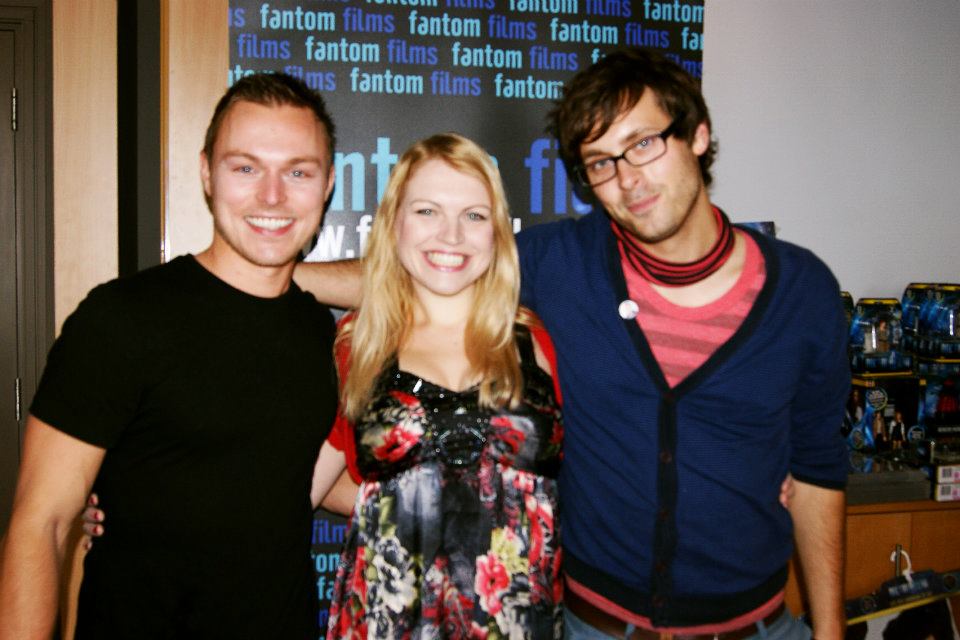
[621, 229, 766, 388]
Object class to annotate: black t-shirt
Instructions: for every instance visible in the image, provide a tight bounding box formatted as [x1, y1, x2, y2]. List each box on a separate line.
[32, 255, 338, 638]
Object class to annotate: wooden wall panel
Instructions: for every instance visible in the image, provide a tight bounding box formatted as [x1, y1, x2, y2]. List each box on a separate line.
[52, 0, 117, 330]
[162, 0, 228, 260]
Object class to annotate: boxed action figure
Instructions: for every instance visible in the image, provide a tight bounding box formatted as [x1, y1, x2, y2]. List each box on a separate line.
[849, 298, 912, 373]
[900, 282, 938, 354]
[917, 363, 960, 442]
[915, 284, 960, 359]
[933, 482, 960, 502]
[926, 463, 960, 484]
[845, 373, 922, 454]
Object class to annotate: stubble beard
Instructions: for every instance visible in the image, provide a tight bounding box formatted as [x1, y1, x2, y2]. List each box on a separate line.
[614, 180, 701, 248]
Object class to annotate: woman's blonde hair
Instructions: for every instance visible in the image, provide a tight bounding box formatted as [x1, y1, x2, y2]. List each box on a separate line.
[338, 132, 530, 420]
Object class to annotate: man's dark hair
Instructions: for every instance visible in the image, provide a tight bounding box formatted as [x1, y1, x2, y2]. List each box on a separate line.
[548, 47, 717, 192]
[203, 72, 336, 162]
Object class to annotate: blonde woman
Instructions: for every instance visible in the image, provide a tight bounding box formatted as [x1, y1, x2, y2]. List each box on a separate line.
[311, 133, 564, 639]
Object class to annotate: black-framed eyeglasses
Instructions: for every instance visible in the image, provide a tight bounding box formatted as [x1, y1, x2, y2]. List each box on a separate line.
[573, 115, 685, 188]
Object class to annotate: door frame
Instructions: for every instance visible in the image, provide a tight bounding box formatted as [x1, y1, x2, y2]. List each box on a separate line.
[0, 0, 54, 528]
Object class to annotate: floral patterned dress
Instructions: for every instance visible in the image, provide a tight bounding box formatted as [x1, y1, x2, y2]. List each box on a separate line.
[326, 327, 564, 639]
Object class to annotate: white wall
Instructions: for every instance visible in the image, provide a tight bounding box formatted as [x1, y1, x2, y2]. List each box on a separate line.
[702, 0, 960, 300]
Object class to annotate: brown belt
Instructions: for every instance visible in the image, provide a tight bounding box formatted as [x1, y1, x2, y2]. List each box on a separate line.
[564, 588, 786, 640]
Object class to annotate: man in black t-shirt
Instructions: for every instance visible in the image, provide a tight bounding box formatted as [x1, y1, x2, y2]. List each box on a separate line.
[0, 74, 339, 639]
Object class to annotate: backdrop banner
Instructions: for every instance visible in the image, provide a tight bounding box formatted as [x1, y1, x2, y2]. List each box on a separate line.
[228, 0, 704, 631]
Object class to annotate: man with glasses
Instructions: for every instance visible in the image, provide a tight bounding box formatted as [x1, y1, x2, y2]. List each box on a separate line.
[526, 47, 848, 640]
[296, 47, 849, 639]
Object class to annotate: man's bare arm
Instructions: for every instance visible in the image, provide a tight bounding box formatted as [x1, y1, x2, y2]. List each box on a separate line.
[310, 441, 349, 511]
[789, 480, 845, 640]
[293, 259, 361, 309]
[0, 416, 105, 640]
[318, 469, 359, 516]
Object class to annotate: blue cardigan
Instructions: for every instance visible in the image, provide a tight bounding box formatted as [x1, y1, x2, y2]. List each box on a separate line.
[517, 208, 849, 626]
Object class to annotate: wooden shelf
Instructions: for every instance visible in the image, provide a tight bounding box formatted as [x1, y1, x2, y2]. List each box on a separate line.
[847, 499, 960, 515]
[786, 497, 960, 623]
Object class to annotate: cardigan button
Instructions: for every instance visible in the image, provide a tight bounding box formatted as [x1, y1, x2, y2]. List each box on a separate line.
[658, 450, 673, 464]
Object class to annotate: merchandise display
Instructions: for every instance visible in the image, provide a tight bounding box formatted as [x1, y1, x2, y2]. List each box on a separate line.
[841, 283, 960, 503]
